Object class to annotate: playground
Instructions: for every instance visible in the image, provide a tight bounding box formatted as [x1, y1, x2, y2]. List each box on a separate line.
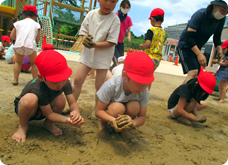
[1, 0, 228, 164]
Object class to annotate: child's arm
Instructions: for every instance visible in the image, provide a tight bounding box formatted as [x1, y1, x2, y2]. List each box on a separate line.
[176, 97, 198, 121]
[218, 59, 228, 67]
[36, 29, 41, 42]
[95, 100, 115, 123]
[10, 28, 16, 40]
[139, 40, 151, 49]
[131, 106, 147, 127]
[66, 94, 84, 126]
[127, 27, 131, 43]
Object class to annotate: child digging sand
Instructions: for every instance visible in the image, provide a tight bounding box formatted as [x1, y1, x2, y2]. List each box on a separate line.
[167, 71, 217, 126]
[95, 51, 155, 133]
[12, 45, 84, 142]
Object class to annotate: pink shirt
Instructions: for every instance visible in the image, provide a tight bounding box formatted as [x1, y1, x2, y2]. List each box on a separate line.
[115, 12, 133, 43]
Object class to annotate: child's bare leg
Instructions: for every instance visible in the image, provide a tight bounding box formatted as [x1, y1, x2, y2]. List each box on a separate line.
[43, 94, 66, 136]
[12, 53, 24, 85]
[27, 51, 38, 79]
[89, 69, 107, 119]
[73, 63, 91, 101]
[218, 80, 227, 103]
[105, 70, 113, 81]
[12, 94, 38, 142]
[87, 68, 95, 79]
[125, 101, 140, 119]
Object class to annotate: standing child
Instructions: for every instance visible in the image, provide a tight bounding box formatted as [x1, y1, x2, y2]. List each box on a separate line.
[167, 71, 217, 126]
[110, 0, 133, 70]
[12, 45, 84, 142]
[73, 0, 120, 118]
[95, 51, 155, 133]
[0, 35, 11, 59]
[10, 5, 41, 85]
[139, 8, 165, 89]
[215, 40, 228, 103]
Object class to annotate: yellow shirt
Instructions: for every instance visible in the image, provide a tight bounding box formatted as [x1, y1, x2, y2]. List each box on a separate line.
[144, 27, 165, 61]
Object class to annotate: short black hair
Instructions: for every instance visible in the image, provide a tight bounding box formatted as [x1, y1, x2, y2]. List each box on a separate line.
[152, 16, 164, 22]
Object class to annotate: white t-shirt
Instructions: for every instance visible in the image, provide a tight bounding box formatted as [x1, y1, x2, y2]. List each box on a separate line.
[79, 9, 120, 69]
[112, 64, 124, 76]
[96, 75, 149, 107]
[13, 18, 41, 51]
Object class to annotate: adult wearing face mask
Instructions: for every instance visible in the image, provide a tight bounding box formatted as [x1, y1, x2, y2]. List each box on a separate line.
[177, 0, 228, 84]
[110, 0, 133, 71]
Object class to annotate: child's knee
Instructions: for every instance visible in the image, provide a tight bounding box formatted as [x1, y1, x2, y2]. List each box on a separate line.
[107, 103, 126, 117]
[126, 101, 140, 116]
[20, 94, 38, 109]
[52, 94, 66, 108]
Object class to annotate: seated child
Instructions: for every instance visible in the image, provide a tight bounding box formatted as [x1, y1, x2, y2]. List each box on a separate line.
[0, 35, 11, 59]
[106, 56, 125, 80]
[6, 43, 31, 72]
[95, 51, 155, 133]
[12, 44, 84, 142]
[167, 71, 217, 126]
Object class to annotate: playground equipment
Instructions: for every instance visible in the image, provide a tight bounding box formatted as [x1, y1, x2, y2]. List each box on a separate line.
[0, 0, 97, 50]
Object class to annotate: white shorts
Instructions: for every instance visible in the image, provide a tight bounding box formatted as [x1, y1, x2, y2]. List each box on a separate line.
[168, 108, 176, 118]
[5, 57, 12, 64]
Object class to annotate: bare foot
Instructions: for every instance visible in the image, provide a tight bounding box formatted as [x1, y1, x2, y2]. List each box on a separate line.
[177, 116, 192, 126]
[43, 120, 62, 136]
[12, 125, 28, 142]
[218, 100, 224, 103]
[213, 98, 220, 101]
[88, 110, 97, 120]
[87, 75, 95, 79]
[12, 79, 19, 86]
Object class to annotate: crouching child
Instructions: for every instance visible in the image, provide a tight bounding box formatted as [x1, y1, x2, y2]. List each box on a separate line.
[95, 51, 155, 133]
[167, 71, 216, 126]
[12, 45, 84, 142]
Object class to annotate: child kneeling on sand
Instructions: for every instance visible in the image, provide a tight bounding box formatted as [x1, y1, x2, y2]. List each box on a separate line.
[12, 45, 84, 142]
[95, 51, 155, 133]
[167, 71, 216, 126]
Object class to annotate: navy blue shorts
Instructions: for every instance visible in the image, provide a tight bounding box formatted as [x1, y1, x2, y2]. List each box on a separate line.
[178, 47, 201, 74]
[15, 102, 45, 121]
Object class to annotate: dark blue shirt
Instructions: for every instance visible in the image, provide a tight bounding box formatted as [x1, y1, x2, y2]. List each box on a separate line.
[178, 8, 225, 50]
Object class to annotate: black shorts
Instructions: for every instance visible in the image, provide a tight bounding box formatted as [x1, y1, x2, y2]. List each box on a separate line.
[15, 102, 45, 121]
[178, 47, 201, 74]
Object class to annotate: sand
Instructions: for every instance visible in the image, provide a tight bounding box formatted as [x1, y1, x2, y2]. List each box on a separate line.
[0, 54, 228, 165]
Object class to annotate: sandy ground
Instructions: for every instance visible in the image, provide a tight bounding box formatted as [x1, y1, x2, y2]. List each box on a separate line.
[1, 53, 228, 165]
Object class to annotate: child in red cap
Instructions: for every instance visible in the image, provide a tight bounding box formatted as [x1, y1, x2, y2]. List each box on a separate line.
[0, 35, 11, 59]
[139, 8, 165, 90]
[10, 5, 42, 86]
[95, 51, 155, 133]
[214, 39, 228, 103]
[12, 45, 84, 142]
[167, 71, 217, 126]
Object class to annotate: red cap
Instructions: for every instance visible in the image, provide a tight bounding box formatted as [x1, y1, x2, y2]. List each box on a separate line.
[149, 8, 164, 19]
[197, 71, 216, 94]
[124, 51, 155, 84]
[35, 45, 72, 82]
[23, 5, 37, 15]
[1, 35, 11, 43]
[222, 40, 228, 49]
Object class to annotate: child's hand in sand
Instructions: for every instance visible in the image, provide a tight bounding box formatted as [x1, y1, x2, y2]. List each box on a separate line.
[69, 110, 85, 126]
[194, 114, 207, 123]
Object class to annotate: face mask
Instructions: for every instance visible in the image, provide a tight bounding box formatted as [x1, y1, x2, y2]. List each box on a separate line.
[213, 10, 226, 20]
[120, 8, 129, 14]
